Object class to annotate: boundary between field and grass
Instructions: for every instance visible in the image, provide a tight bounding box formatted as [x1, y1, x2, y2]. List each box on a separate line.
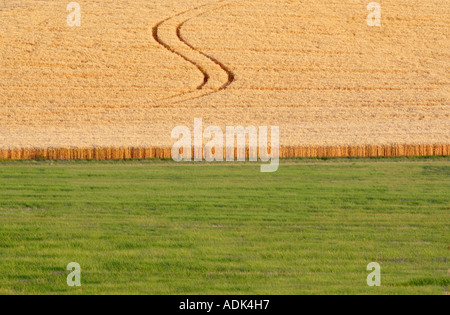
[0, 144, 448, 160]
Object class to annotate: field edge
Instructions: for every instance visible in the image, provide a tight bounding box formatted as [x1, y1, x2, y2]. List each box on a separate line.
[0, 143, 449, 160]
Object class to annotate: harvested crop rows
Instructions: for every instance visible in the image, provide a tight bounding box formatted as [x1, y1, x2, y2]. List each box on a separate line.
[0, 0, 448, 159]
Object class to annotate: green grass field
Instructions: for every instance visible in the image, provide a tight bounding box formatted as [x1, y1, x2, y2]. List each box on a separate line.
[0, 158, 448, 295]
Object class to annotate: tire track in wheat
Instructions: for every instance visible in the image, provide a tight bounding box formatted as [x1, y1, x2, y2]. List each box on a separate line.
[177, 17, 235, 91]
[151, 0, 235, 107]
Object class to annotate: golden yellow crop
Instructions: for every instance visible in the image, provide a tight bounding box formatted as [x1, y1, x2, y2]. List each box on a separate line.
[0, 0, 448, 158]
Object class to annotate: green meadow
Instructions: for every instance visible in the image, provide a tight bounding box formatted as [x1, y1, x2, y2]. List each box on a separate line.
[0, 158, 448, 295]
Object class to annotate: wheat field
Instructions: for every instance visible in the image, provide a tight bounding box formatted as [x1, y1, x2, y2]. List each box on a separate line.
[0, 0, 448, 158]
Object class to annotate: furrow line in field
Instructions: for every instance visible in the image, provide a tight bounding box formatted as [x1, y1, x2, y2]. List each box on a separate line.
[151, 0, 234, 106]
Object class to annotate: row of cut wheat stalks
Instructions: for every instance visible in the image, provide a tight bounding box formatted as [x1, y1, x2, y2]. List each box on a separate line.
[0, 144, 448, 160]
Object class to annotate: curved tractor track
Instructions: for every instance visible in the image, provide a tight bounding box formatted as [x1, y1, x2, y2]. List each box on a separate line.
[152, 0, 235, 106]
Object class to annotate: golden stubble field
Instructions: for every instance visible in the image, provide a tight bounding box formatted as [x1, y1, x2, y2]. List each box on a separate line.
[0, 0, 448, 154]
